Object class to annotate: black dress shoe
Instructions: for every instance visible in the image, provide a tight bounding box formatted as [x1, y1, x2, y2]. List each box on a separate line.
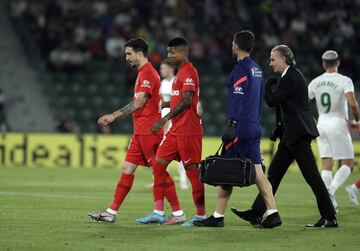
[305, 217, 338, 228]
[231, 208, 262, 225]
[193, 215, 224, 227]
[253, 212, 282, 229]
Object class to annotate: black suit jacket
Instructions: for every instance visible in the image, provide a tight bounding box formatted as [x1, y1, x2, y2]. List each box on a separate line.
[265, 65, 319, 145]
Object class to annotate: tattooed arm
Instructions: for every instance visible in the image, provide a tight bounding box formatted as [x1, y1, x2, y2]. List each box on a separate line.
[98, 92, 149, 126]
[151, 91, 193, 133]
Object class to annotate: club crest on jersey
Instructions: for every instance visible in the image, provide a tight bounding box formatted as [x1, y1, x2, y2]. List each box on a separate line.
[141, 80, 151, 88]
[234, 86, 244, 95]
[184, 78, 195, 86]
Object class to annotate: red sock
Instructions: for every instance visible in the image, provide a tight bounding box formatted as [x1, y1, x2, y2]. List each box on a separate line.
[186, 168, 205, 216]
[153, 160, 168, 211]
[164, 171, 181, 212]
[356, 179, 360, 189]
[109, 173, 135, 211]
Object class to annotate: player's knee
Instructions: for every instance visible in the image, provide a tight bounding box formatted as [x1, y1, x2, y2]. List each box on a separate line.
[254, 164, 265, 178]
[184, 164, 197, 170]
[121, 164, 136, 174]
[221, 185, 233, 191]
[341, 159, 354, 169]
[155, 157, 169, 165]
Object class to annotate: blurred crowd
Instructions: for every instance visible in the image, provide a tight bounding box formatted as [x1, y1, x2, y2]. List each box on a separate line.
[8, 0, 360, 85]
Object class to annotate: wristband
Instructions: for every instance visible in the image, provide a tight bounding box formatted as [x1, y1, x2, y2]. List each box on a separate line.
[227, 119, 237, 127]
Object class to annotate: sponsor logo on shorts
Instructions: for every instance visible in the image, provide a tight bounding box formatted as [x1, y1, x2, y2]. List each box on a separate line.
[184, 158, 192, 164]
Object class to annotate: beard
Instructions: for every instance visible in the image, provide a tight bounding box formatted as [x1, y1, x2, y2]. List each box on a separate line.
[127, 61, 137, 68]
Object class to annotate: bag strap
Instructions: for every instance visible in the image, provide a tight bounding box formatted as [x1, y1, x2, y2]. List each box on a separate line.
[215, 141, 238, 156]
[215, 142, 224, 156]
[218, 138, 241, 156]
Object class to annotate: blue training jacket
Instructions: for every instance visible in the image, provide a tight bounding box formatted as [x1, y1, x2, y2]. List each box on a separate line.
[227, 57, 263, 136]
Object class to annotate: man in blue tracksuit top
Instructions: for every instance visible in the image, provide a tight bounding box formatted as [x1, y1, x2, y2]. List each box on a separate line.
[226, 51, 263, 159]
[194, 31, 281, 228]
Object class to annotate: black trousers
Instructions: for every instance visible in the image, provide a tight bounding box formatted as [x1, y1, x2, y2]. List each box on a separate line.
[251, 136, 336, 220]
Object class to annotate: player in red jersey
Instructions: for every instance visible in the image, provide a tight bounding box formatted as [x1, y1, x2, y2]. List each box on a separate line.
[88, 38, 182, 223]
[136, 37, 206, 226]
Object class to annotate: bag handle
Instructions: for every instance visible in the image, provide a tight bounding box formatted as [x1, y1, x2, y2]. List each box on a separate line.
[215, 141, 235, 156]
[215, 140, 243, 158]
[215, 142, 224, 156]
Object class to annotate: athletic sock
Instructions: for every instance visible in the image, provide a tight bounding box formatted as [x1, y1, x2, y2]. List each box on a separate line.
[164, 171, 182, 212]
[329, 165, 351, 195]
[172, 210, 184, 217]
[355, 180, 360, 189]
[321, 170, 333, 189]
[153, 160, 168, 212]
[109, 173, 135, 211]
[186, 169, 205, 216]
[266, 209, 278, 216]
[153, 210, 165, 216]
[213, 211, 224, 218]
[106, 208, 117, 215]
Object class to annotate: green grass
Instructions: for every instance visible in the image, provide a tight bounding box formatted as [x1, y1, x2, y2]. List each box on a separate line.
[0, 166, 359, 251]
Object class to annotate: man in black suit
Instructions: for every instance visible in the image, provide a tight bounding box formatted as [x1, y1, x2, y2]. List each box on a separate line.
[231, 45, 338, 227]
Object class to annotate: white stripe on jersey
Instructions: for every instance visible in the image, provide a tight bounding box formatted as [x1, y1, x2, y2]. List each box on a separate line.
[308, 72, 354, 120]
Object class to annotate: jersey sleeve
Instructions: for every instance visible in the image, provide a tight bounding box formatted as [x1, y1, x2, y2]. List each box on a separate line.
[180, 71, 197, 93]
[228, 65, 248, 121]
[137, 71, 156, 95]
[308, 80, 315, 100]
[343, 77, 354, 94]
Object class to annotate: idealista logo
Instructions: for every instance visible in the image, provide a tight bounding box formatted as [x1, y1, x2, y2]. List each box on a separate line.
[141, 80, 151, 88]
[0, 133, 121, 168]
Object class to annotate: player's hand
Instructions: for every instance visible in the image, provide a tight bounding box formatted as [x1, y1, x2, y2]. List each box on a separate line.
[265, 77, 277, 86]
[222, 120, 236, 145]
[347, 120, 360, 129]
[98, 114, 115, 126]
[151, 118, 166, 133]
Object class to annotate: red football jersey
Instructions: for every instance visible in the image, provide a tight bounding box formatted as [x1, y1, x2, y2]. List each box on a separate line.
[133, 62, 162, 135]
[170, 62, 203, 135]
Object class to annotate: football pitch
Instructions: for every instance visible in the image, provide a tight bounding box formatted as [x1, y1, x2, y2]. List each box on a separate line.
[0, 166, 359, 251]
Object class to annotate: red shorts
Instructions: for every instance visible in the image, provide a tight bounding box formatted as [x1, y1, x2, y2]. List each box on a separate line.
[156, 132, 202, 166]
[125, 134, 163, 167]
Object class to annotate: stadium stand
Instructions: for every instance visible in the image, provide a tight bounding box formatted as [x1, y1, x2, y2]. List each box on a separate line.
[6, 0, 360, 135]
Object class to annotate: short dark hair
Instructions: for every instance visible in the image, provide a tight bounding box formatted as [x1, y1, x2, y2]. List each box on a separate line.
[125, 37, 149, 56]
[233, 30, 255, 53]
[272, 44, 296, 66]
[168, 37, 188, 47]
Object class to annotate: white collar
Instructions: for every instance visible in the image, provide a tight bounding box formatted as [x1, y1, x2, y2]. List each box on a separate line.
[281, 65, 290, 78]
